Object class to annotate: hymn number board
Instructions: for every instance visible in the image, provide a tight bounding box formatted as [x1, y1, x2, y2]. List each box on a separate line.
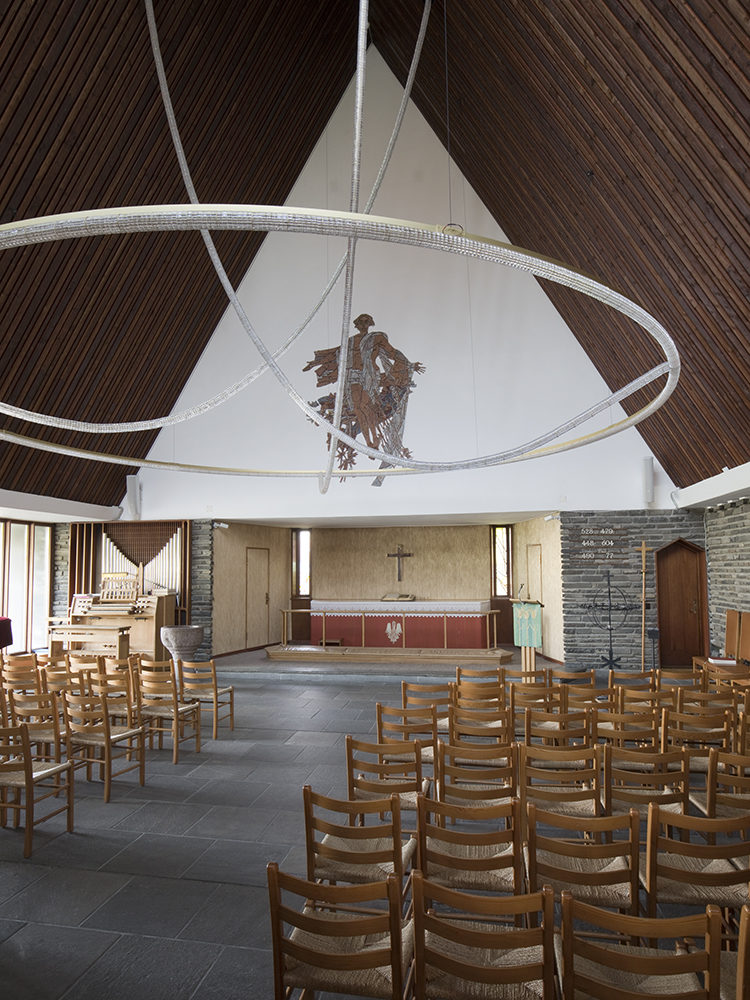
[570, 524, 630, 568]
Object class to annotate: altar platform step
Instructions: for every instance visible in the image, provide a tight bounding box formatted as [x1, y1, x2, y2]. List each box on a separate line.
[265, 644, 515, 667]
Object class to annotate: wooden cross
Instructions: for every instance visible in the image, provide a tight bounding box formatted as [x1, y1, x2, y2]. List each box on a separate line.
[387, 543, 413, 582]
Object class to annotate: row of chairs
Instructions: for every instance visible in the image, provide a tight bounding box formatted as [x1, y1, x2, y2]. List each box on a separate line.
[271, 792, 750, 999]
[0, 652, 233, 855]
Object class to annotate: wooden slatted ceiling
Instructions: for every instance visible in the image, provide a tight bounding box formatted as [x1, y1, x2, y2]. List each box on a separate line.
[0, 0, 748, 508]
[370, 0, 750, 485]
[0, 0, 356, 504]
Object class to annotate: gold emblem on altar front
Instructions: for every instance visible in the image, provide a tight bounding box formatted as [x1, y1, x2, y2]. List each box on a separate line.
[385, 621, 402, 645]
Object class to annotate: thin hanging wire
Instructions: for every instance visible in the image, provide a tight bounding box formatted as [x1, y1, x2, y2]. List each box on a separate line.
[442, 0, 459, 234]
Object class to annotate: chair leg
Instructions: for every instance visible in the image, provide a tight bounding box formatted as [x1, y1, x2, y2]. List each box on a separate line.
[138, 730, 145, 787]
[66, 767, 74, 833]
[23, 792, 33, 859]
[212, 698, 218, 741]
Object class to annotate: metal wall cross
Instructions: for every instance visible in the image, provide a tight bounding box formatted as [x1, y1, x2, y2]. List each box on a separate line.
[387, 543, 413, 582]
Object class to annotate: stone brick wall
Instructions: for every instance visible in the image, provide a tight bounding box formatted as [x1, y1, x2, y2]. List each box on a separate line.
[51, 523, 70, 618]
[561, 510, 705, 671]
[705, 500, 750, 653]
[189, 519, 214, 659]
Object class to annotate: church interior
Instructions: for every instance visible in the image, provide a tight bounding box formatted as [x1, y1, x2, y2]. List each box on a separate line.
[1, 1, 750, 996]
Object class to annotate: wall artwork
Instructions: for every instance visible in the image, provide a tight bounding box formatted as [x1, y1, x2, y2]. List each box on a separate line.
[304, 313, 424, 484]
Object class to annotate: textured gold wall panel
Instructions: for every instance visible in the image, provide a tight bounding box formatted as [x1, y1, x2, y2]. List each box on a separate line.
[312, 526, 491, 601]
[213, 523, 290, 654]
[512, 517, 563, 661]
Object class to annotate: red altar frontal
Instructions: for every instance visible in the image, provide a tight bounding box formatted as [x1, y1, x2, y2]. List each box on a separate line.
[310, 600, 493, 649]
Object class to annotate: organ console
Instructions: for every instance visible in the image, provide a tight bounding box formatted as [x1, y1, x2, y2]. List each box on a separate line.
[49, 573, 176, 660]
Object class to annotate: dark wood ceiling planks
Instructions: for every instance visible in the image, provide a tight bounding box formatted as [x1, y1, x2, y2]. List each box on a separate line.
[0, 0, 748, 507]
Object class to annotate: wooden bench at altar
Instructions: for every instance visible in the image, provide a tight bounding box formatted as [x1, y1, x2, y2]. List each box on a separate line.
[297, 600, 500, 650]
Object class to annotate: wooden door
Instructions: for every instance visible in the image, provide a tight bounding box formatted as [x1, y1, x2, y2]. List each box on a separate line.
[655, 538, 708, 666]
[246, 547, 270, 649]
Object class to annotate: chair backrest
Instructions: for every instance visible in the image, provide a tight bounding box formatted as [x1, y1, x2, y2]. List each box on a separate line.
[566, 684, 617, 712]
[1, 656, 41, 696]
[416, 794, 524, 895]
[447, 704, 513, 747]
[376, 703, 438, 751]
[137, 662, 179, 712]
[0, 723, 33, 784]
[560, 891, 721, 1000]
[660, 706, 734, 764]
[452, 679, 506, 710]
[547, 667, 596, 686]
[593, 706, 660, 750]
[726, 608, 742, 659]
[7, 689, 59, 738]
[436, 740, 517, 805]
[345, 734, 425, 802]
[618, 685, 676, 712]
[91, 667, 137, 727]
[454, 665, 506, 684]
[302, 784, 411, 884]
[178, 659, 217, 700]
[401, 680, 452, 719]
[267, 862, 407, 1000]
[412, 872, 555, 1000]
[62, 688, 112, 743]
[503, 666, 548, 686]
[526, 803, 639, 915]
[677, 685, 738, 712]
[704, 748, 750, 820]
[523, 707, 593, 749]
[509, 682, 562, 716]
[608, 668, 655, 690]
[519, 743, 602, 830]
[602, 743, 689, 815]
[645, 802, 750, 917]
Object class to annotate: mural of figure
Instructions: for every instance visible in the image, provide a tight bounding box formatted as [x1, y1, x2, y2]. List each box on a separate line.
[304, 313, 424, 481]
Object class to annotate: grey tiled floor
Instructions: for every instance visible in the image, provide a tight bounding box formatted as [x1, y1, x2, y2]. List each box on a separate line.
[0, 669, 407, 999]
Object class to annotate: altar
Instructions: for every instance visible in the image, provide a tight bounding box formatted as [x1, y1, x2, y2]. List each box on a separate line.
[308, 599, 496, 650]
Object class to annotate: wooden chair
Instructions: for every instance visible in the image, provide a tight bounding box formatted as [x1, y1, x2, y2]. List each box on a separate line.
[447, 704, 513, 749]
[594, 706, 661, 752]
[644, 802, 750, 920]
[523, 706, 593, 754]
[416, 794, 524, 895]
[62, 687, 145, 802]
[376, 702, 439, 767]
[136, 662, 201, 764]
[0, 722, 73, 858]
[609, 667, 655, 691]
[660, 705, 734, 782]
[452, 679, 506, 712]
[559, 892, 721, 1000]
[566, 684, 617, 712]
[618, 684, 677, 713]
[720, 903, 750, 1000]
[401, 680, 452, 734]
[1, 654, 42, 698]
[436, 740, 517, 807]
[503, 665, 548, 687]
[302, 784, 416, 887]
[178, 659, 234, 740]
[412, 872, 556, 1000]
[525, 803, 640, 915]
[267, 862, 411, 1000]
[6, 690, 63, 767]
[518, 743, 602, 838]
[693, 748, 750, 821]
[455, 664, 506, 684]
[602, 744, 689, 816]
[548, 667, 596, 687]
[345, 735, 430, 822]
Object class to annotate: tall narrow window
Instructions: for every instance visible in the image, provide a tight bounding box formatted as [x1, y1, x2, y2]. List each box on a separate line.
[292, 529, 311, 597]
[0, 521, 51, 652]
[491, 525, 511, 598]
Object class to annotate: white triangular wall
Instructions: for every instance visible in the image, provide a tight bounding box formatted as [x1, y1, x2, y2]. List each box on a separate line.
[134, 50, 674, 522]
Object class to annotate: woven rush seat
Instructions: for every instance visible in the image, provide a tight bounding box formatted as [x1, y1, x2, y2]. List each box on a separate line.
[525, 848, 632, 908]
[285, 908, 414, 998]
[646, 852, 750, 908]
[352, 779, 431, 811]
[424, 926, 545, 1000]
[523, 788, 598, 817]
[313, 833, 416, 883]
[552, 935, 708, 997]
[425, 838, 516, 892]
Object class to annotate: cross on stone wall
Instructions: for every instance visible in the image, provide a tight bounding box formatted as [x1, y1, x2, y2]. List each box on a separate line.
[387, 543, 413, 582]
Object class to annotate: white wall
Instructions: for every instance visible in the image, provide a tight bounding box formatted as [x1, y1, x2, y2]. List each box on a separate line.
[134, 50, 674, 522]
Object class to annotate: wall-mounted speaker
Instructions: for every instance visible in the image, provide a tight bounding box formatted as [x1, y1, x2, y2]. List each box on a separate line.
[642, 456, 655, 506]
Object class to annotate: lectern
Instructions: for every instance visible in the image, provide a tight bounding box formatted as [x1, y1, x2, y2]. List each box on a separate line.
[511, 599, 544, 676]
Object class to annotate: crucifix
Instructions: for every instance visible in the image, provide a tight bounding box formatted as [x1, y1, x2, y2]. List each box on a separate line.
[387, 543, 413, 582]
